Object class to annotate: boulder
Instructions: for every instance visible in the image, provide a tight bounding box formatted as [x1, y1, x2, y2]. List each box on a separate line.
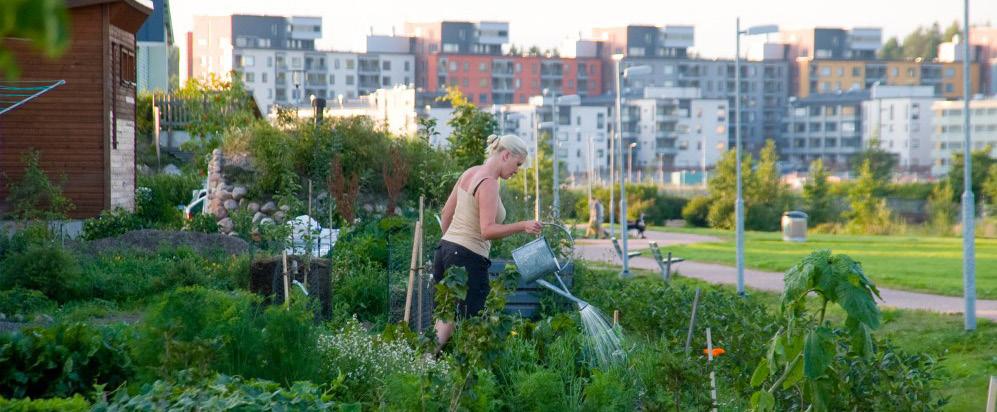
[253, 211, 266, 224]
[218, 218, 234, 233]
[272, 211, 285, 223]
[232, 186, 248, 200]
[248, 202, 260, 213]
[224, 199, 239, 211]
[261, 201, 277, 214]
[260, 217, 275, 226]
[279, 204, 290, 213]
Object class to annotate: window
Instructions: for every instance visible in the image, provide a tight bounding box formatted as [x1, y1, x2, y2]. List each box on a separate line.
[809, 122, 822, 132]
[404, 77, 409, 84]
[462, 78, 469, 87]
[382, 60, 391, 70]
[243, 72, 254, 83]
[382, 76, 391, 86]
[291, 57, 301, 68]
[334, 59, 340, 69]
[852, 67, 861, 77]
[449, 61, 457, 71]
[836, 67, 844, 76]
[267, 56, 273, 67]
[891, 67, 899, 77]
[841, 122, 855, 133]
[479, 62, 487, 72]
[118, 45, 136, 87]
[825, 122, 837, 132]
[945, 83, 954, 93]
[346, 60, 355, 69]
[329, 74, 334, 84]
[945, 68, 955, 78]
[346, 75, 354, 85]
[463, 62, 469, 72]
[404, 61, 410, 71]
[820, 67, 831, 76]
[597, 113, 605, 129]
[261, 73, 267, 83]
[907, 68, 915, 78]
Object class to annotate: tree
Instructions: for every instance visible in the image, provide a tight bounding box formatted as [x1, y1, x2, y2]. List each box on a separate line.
[747, 140, 792, 230]
[942, 21, 961, 42]
[984, 164, 997, 206]
[802, 159, 834, 225]
[0, 0, 69, 79]
[851, 138, 897, 182]
[926, 182, 956, 235]
[946, 145, 995, 202]
[3, 149, 74, 220]
[901, 22, 943, 60]
[878, 37, 903, 60]
[439, 87, 496, 171]
[382, 143, 410, 215]
[527, 46, 543, 57]
[844, 160, 892, 234]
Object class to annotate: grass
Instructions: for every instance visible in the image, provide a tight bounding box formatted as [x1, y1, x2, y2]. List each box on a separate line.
[607, 265, 997, 411]
[643, 226, 997, 299]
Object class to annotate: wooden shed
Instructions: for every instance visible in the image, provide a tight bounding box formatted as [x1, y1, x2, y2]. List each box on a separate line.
[0, 0, 151, 219]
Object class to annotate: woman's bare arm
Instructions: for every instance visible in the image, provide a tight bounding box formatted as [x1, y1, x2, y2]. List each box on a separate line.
[440, 183, 459, 234]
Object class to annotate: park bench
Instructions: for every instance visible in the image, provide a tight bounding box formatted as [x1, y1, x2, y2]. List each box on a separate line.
[648, 241, 685, 281]
[611, 237, 642, 261]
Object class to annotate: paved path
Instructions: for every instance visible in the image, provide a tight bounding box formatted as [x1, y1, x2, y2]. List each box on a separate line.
[575, 230, 997, 321]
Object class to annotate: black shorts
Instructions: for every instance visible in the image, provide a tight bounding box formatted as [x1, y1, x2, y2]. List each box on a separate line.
[433, 239, 491, 318]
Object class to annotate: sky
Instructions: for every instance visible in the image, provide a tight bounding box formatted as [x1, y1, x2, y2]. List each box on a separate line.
[169, 0, 997, 59]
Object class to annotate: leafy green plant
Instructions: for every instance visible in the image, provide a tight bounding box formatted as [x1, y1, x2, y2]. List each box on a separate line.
[136, 173, 202, 228]
[802, 159, 835, 225]
[3, 149, 74, 220]
[0, 322, 134, 400]
[0, 0, 69, 79]
[440, 87, 497, 171]
[0, 288, 55, 318]
[844, 160, 893, 234]
[0, 244, 80, 302]
[0, 395, 89, 412]
[434, 266, 468, 323]
[80, 208, 144, 241]
[749, 250, 882, 411]
[183, 212, 219, 233]
[92, 373, 341, 411]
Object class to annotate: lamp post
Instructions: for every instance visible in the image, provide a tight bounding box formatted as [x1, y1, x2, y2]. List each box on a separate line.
[549, 92, 581, 219]
[613, 54, 651, 277]
[961, 0, 976, 331]
[628, 142, 637, 183]
[734, 19, 779, 295]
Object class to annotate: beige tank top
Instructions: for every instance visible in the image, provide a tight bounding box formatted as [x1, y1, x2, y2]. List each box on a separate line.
[441, 177, 506, 258]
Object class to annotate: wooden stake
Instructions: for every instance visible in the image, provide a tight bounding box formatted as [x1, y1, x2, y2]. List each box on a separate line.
[403, 221, 422, 324]
[282, 251, 290, 309]
[612, 309, 619, 327]
[706, 327, 718, 412]
[417, 196, 425, 331]
[685, 288, 702, 355]
[987, 375, 996, 412]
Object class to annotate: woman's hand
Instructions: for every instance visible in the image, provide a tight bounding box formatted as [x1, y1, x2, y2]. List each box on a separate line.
[520, 220, 543, 235]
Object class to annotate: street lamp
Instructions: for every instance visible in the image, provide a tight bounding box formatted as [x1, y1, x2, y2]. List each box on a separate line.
[546, 91, 581, 219]
[613, 54, 652, 278]
[734, 19, 779, 295]
[960, 0, 976, 331]
[628, 142, 637, 183]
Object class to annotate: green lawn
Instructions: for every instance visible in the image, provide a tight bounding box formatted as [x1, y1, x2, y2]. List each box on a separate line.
[608, 265, 997, 411]
[644, 226, 997, 299]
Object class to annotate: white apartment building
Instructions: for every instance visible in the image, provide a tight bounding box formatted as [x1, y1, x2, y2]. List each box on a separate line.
[621, 88, 728, 179]
[861, 85, 938, 174]
[497, 98, 611, 181]
[931, 99, 997, 176]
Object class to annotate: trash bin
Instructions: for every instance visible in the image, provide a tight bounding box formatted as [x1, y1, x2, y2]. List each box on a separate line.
[781, 211, 808, 242]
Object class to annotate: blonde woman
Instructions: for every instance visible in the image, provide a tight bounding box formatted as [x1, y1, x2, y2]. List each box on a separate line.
[432, 134, 542, 351]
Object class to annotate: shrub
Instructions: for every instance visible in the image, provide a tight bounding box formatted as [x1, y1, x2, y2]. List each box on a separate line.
[0, 222, 56, 260]
[512, 368, 565, 411]
[582, 367, 638, 411]
[0, 245, 80, 302]
[318, 316, 450, 401]
[80, 208, 144, 241]
[3, 149, 74, 220]
[93, 373, 341, 411]
[682, 196, 711, 227]
[133, 287, 263, 380]
[183, 212, 219, 233]
[136, 173, 202, 228]
[0, 288, 55, 318]
[0, 322, 134, 399]
[0, 395, 89, 412]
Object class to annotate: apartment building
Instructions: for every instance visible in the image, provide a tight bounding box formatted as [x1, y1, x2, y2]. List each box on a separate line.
[496, 97, 611, 179]
[136, 0, 178, 92]
[188, 15, 413, 114]
[931, 99, 997, 176]
[861, 85, 938, 173]
[780, 90, 867, 171]
[796, 59, 980, 99]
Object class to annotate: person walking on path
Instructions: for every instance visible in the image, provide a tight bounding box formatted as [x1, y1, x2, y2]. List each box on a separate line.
[432, 134, 542, 353]
[586, 198, 607, 239]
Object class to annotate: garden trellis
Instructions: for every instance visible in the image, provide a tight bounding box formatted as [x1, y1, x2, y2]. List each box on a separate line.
[0, 80, 64, 116]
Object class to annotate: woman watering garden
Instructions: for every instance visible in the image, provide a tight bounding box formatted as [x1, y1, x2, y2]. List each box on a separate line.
[432, 134, 542, 354]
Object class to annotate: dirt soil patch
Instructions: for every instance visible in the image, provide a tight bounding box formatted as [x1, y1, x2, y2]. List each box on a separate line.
[73, 229, 253, 256]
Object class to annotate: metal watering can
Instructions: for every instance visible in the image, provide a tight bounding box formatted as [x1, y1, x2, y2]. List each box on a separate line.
[511, 223, 589, 309]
